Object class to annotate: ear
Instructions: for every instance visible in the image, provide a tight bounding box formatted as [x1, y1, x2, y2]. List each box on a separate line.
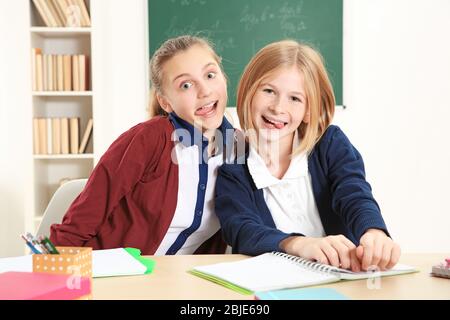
[156, 93, 173, 113]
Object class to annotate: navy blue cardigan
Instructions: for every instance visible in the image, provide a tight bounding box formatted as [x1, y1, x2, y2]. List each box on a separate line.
[215, 125, 389, 255]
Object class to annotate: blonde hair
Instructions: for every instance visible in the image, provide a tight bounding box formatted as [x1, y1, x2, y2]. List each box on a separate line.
[149, 35, 224, 118]
[236, 40, 335, 155]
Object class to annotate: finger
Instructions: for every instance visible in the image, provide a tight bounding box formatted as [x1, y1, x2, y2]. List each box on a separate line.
[350, 248, 361, 272]
[320, 241, 340, 268]
[330, 239, 351, 269]
[361, 236, 374, 271]
[371, 239, 384, 268]
[340, 235, 357, 250]
[313, 250, 330, 266]
[379, 242, 393, 270]
[356, 245, 364, 261]
[386, 244, 401, 269]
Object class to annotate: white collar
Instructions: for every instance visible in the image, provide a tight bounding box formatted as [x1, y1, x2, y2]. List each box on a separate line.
[247, 131, 308, 189]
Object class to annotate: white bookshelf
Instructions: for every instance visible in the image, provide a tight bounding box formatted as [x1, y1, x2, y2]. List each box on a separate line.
[32, 91, 93, 96]
[29, 0, 94, 232]
[0, 0, 148, 257]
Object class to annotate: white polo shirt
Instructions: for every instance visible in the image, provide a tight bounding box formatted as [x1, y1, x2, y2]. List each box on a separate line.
[247, 138, 326, 237]
[154, 142, 223, 255]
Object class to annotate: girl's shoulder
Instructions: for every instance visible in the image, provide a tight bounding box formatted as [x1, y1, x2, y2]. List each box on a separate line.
[116, 116, 174, 141]
[130, 115, 173, 135]
[315, 125, 353, 150]
[103, 116, 174, 156]
[218, 149, 256, 190]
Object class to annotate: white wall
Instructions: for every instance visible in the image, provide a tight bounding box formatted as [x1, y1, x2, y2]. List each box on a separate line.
[338, 0, 450, 252]
[0, 1, 34, 257]
[91, 0, 149, 159]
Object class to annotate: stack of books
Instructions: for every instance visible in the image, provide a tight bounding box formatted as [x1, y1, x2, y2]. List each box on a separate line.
[31, 49, 89, 92]
[32, 0, 91, 27]
[33, 117, 93, 155]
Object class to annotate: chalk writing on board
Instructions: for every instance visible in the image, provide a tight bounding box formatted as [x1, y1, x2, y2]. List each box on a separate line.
[278, 1, 307, 36]
[240, 5, 276, 31]
[170, 0, 206, 6]
[239, 1, 307, 36]
[164, 17, 236, 53]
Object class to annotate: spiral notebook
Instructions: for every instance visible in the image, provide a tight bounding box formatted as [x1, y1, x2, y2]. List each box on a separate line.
[190, 252, 418, 295]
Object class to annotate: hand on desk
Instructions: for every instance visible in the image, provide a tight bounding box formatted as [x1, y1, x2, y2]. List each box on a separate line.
[280, 230, 401, 272]
[280, 235, 362, 272]
[357, 228, 401, 271]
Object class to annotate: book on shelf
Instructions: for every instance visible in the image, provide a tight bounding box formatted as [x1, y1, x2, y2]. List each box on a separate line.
[36, 53, 43, 91]
[31, 50, 89, 92]
[32, 0, 91, 27]
[57, 54, 64, 91]
[77, 0, 92, 27]
[52, 118, 61, 154]
[30, 48, 42, 91]
[32, 0, 51, 27]
[37, 118, 47, 154]
[61, 117, 69, 154]
[46, 118, 53, 154]
[78, 55, 86, 91]
[190, 252, 419, 295]
[51, 0, 65, 26]
[72, 55, 79, 91]
[70, 117, 79, 154]
[79, 118, 93, 154]
[47, 54, 53, 91]
[33, 118, 40, 154]
[63, 54, 72, 91]
[45, 0, 59, 26]
[47, 0, 64, 27]
[52, 54, 58, 91]
[42, 53, 48, 91]
[33, 117, 86, 155]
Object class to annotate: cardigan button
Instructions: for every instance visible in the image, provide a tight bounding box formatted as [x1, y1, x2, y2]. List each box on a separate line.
[196, 210, 202, 216]
[199, 184, 206, 191]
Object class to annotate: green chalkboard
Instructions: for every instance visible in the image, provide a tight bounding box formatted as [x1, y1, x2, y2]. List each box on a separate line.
[148, 0, 343, 106]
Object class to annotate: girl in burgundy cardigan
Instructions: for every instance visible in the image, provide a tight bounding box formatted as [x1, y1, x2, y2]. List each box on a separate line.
[50, 35, 235, 255]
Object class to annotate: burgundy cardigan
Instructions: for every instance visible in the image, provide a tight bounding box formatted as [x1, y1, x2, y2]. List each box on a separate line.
[50, 116, 226, 254]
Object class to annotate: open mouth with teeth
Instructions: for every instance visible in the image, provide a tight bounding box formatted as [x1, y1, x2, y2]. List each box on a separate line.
[195, 100, 218, 117]
[262, 115, 288, 129]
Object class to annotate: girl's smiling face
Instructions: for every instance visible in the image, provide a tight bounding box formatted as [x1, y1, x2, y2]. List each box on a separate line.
[157, 44, 227, 132]
[251, 66, 309, 147]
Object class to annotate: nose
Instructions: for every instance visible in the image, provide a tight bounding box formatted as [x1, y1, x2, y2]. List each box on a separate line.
[197, 80, 212, 98]
[268, 97, 283, 114]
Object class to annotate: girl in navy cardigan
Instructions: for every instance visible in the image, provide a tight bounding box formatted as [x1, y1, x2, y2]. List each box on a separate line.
[215, 40, 401, 271]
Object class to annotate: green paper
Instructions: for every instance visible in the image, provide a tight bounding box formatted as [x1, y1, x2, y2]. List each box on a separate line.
[124, 247, 155, 274]
[188, 269, 253, 295]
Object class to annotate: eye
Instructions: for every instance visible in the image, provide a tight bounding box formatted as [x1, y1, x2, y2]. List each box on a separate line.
[263, 88, 275, 95]
[291, 96, 302, 103]
[180, 82, 193, 90]
[207, 72, 216, 79]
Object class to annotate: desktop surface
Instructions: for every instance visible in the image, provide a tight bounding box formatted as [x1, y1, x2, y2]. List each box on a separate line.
[92, 253, 449, 300]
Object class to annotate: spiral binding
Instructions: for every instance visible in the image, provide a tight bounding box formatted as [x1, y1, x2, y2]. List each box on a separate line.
[271, 251, 339, 275]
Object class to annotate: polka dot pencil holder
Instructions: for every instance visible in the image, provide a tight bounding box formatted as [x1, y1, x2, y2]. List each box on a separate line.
[32, 247, 92, 280]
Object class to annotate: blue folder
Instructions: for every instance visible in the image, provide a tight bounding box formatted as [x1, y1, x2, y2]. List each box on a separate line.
[255, 287, 349, 300]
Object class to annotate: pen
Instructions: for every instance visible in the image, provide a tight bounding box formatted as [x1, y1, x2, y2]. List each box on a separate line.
[26, 232, 48, 254]
[38, 235, 59, 254]
[21, 235, 42, 254]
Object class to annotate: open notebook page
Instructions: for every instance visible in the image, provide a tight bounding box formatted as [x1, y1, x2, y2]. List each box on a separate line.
[91, 248, 147, 277]
[333, 263, 418, 280]
[192, 253, 339, 292]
